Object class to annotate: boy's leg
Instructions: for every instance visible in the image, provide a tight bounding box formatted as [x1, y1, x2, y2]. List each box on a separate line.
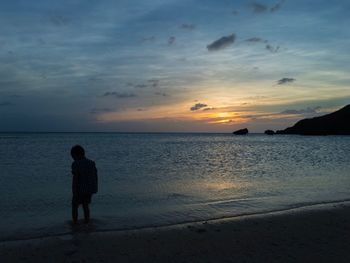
[82, 202, 90, 224]
[72, 203, 78, 224]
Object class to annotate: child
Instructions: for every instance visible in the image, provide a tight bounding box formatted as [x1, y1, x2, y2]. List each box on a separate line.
[70, 145, 98, 224]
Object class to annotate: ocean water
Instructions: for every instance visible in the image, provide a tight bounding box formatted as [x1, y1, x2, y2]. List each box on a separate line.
[0, 133, 350, 241]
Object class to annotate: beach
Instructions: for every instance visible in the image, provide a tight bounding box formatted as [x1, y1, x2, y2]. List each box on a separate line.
[1, 202, 350, 263]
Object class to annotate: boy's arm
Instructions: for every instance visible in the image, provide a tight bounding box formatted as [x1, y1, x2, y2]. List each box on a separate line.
[71, 162, 79, 195]
[93, 161, 98, 175]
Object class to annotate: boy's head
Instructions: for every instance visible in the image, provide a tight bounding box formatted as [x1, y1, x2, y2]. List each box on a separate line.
[71, 145, 85, 160]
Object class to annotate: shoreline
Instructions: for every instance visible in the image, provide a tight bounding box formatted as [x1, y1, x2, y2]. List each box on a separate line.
[1, 201, 350, 262]
[2, 199, 350, 244]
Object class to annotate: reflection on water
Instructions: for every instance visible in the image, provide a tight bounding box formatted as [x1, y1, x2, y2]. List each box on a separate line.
[0, 133, 350, 240]
[202, 180, 245, 191]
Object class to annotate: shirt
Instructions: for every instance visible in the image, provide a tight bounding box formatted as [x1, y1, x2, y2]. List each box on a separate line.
[71, 158, 98, 195]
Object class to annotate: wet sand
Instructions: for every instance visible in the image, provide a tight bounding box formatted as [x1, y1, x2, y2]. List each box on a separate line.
[1, 202, 350, 262]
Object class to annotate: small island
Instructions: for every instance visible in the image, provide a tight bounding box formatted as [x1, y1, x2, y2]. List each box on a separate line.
[276, 104, 350, 135]
[233, 128, 249, 135]
[264, 130, 275, 135]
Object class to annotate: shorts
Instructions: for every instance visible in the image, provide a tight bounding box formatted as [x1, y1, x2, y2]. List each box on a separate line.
[72, 194, 92, 205]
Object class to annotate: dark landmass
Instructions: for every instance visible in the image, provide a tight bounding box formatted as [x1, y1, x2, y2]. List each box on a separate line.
[233, 128, 248, 135]
[276, 104, 350, 135]
[264, 130, 275, 135]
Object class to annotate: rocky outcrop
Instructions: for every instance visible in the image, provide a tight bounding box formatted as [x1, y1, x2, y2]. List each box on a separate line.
[233, 128, 249, 135]
[264, 130, 275, 135]
[276, 104, 350, 135]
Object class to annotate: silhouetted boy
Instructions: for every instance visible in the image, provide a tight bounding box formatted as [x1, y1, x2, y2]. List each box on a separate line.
[70, 145, 98, 224]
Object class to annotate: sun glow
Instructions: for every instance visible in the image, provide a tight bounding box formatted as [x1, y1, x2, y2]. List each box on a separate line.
[216, 112, 235, 118]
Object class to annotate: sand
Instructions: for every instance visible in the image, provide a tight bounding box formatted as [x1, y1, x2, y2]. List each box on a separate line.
[1, 202, 350, 262]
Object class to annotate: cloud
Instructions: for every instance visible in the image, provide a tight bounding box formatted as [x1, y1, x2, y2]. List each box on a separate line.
[137, 108, 146, 111]
[103, 92, 136, 98]
[251, 2, 268, 13]
[180, 24, 196, 30]
[130, 79, 160, 89]
[246, 37, 268, 43]
[0, 101, 14, 107]
[148, 79, 160, 88]
[250, 1, 284, 14]
[90, 108, 114, 114]
[243, 39, 281, 53]
[203, 107, 215, 111]
[168, 36, 176, 45]
[190, 103, 208, 111]
[154, 92, 168, 97]
[207, 34, 236, 51]
[270, 1, 285, 12]
[277, 78, 295, 85]
[280, 106, 321, 115]
[265, 44, 280, 53]
[245, 38, 281, 53]
[232, 10, 239, 15]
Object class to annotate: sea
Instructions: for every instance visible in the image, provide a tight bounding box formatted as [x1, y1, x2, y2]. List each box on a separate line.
[1, 133, 350, 241]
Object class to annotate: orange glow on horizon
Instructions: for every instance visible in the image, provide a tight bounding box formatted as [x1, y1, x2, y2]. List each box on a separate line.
[94, 95, 309, 128]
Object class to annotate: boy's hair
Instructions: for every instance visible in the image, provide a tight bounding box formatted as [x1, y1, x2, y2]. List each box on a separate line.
[71, 145, 85, 157]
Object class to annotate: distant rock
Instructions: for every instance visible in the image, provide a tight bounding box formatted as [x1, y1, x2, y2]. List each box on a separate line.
[264, 130, 275, 135]
[233, 128, 248, 135]
[276, 104, 350, 135]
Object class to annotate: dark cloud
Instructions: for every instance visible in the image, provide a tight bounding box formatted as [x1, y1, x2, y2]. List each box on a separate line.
[246, 37, 268, 43]
[277, 78, 295, 85]
[148, 79, 160, 88]
[90, 108, 113, 114]
[280, 106, 321, 115]
[103, 92, 136, 98]
[232, 10, 239, 15]
[190, 103, 208, 111]
[180, 24, 196, 30]
[168, 36, 176, 45]
[245, 38, 281, 53]
[203, 107, 215, 111]
[207, 34, 236, 51]
[270, 0, 285, 12]
[137, 108, 146, 111]
[266, 44, 280, 53]
[130, 79, 160, 89]
[0, 101, 14, 107]
[154, 92, 168, 97]
[251, 2, 268, 13]
[251, 1, 284, 14]
[88, 76, 102, 82]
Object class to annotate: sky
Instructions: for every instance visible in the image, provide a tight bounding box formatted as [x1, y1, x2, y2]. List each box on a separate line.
[0, 0, 349, 132]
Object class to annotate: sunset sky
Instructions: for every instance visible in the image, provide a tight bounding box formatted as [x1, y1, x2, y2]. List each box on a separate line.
[0, 0, 349, 132]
